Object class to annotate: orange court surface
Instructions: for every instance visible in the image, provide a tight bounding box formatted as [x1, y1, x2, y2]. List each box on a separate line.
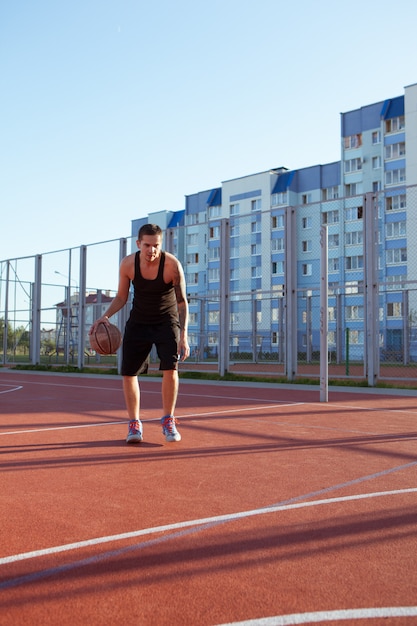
[1, 369, 417, 626]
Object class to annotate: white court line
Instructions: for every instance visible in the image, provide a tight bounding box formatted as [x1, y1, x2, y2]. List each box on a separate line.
[324, 401, 417, 417]
[0, 403, 302, 436]
[0, 385, 23, 394]
[1, 487, 416, 566]
[215, 606, 417, 625]
[0, 421, 126, 436]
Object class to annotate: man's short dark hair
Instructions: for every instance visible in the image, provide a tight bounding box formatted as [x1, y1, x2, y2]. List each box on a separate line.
[138, 224, 162, 240]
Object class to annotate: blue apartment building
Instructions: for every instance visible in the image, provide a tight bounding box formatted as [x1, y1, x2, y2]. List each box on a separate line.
[132, 83, 417, 363]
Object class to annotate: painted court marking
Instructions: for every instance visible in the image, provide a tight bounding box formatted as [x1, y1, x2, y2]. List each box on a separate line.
[0, 403, 302, 437]
[1, 487, 416, 568]
[216, 606, 417, 625]
[0, 384, 23, 394]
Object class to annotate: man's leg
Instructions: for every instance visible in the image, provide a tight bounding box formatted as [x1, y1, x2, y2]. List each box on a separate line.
[123, 375, 140, 419]
[123, 375, 143, 443]
[161, 369, 181, 442]
[161, 369, 178, 416]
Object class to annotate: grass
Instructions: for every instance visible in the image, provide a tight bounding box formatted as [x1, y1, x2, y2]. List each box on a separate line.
[5, 362, 417, 390]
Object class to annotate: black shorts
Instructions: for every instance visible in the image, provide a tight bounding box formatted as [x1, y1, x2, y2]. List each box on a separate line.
[121, 319, 180, 376]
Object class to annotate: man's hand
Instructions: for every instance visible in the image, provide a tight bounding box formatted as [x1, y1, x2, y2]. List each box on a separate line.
[89, 315, 110, 336]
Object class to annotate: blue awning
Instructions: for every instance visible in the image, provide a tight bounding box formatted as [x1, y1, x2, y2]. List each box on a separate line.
[271, 170, 295, 193]
[167, 210, 185, 228]
[207, 187, 222, 207]
[381, 96, 404, 120]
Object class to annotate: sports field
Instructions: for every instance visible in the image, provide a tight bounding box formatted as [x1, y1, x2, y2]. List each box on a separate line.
[1, 370, 417, 625]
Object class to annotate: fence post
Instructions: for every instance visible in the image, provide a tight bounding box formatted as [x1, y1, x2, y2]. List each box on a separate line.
[117, 238, 128, 375]
[285, 206, 297, 380]
[219, 218, 230, 376]
[320, 225, 328, 402]
[77, 246, 87, 370]
[346, 327, 350, 376]
[364, 192, 379, 386]
[30, 255, 42, 365]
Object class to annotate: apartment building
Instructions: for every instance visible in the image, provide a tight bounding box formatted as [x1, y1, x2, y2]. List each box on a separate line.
[131, 83, 417, 363]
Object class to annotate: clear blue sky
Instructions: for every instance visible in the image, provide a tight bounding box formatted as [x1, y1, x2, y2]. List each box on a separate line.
[1, 0, 417, 261]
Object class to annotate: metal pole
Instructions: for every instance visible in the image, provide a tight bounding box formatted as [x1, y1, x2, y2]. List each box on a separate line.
[320, 225, 328, 402]
[31, 255, 42, 365]
[2, 261, 10, 364]
[117, 238, 128, 374]
[364, 192, 379, 386]
[219, 219, 230, 376]
[77, 246, 87, 369]
[284, 206, 297, 380]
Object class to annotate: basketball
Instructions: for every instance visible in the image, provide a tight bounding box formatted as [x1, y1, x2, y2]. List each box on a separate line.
[90, 322, 122, 355]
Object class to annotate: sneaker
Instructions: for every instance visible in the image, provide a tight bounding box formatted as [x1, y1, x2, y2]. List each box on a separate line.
[126, 420, 143, 444]
[161, 415, 181, 442]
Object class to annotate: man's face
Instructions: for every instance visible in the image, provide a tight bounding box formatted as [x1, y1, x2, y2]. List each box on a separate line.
[138, 234, 162, 262]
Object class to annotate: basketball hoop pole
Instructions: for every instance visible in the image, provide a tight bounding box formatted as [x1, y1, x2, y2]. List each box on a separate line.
[320, 225, 328, 402]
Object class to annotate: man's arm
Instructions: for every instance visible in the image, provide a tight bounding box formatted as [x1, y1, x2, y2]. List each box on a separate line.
[89, 255, 132, 334]
[173, 259, 190, 360]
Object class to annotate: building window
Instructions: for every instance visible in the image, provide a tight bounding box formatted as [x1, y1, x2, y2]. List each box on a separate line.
[328, 234, 339, 248]
[385, 169, 406, 185]
[345, 206, 363, 221]
[251, 221, 261, 233]
[372, 156, 382, 169]
[346, 305, 364, 320]
[272, 214, 284, 229]
[209, 225, 220, 239]
[251, 198, 262, 211]
[187, 272, 199, 285]
[386, 221, 406, 238]
[386, 194, 406, 211]
[386, 275, 406, 289]
[230, 203, 240, 215]
[346, 255, 364, 270]
[208, 268, 220, 282]
[387, 302, 402, 318]
[187, 253, 199, 264]
[349, 330, 364, 344]
[345, 182, 362, 196]
[187, 233, 198, 246]
[385, 142, 406, 160]
[344, 134, 362, 149]
[386, 248, 407, 264]
[251, 244, 261, 255]
[346, 280, 363, 294]
[302, 263, 312, 276]
[302, 193, 312, 204]
[329, 258, 339, 272]
[251, 266, 261, 278]
[301, 240, 311, 253]
[345, 230, 363, 245]
[302, 216, 312, 229]
[272, 261, 284, 275]
[208, 206, 221, 219]
[385, 116, 405, 133]
[322, 186, 339, 200]
[322, 210, 339, 224]
[208, 311, 219, 324]
[208, 247, 220, 260]
[372, 130, 381, 144]
[345, 158, 362, 173]
[271, 192, 287, 206]
[271, 237, 284, 252]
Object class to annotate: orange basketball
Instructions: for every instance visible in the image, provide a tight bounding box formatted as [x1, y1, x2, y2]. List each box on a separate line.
[90, 322, 122, 355]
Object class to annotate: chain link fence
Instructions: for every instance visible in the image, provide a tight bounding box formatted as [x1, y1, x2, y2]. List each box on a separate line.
[1, 187, 417, 385]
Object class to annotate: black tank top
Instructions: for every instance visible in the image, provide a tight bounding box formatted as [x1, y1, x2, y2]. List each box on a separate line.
[130, 251, 178, 324]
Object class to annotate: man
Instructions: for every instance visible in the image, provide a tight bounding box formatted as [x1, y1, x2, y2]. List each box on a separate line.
[89, 224, 190, 443]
